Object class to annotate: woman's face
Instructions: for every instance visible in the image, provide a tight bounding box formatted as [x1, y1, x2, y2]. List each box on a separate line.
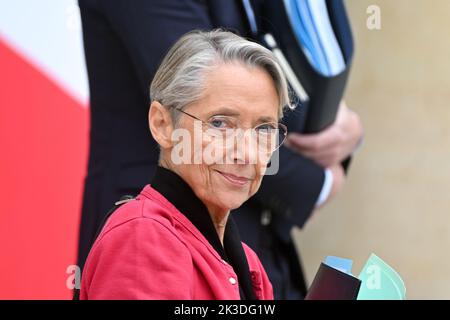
[164, 63, 280, 213]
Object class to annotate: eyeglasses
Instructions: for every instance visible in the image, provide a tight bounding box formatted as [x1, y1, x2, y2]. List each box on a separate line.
[170, 107, 288, 154]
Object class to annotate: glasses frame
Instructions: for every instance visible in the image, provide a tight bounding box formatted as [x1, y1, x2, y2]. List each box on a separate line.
[170, 107, 288, 153]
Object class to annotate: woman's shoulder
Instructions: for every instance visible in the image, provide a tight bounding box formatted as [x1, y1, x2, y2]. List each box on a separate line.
[81, 196, 194, 299]
[94, 195, 186, 248]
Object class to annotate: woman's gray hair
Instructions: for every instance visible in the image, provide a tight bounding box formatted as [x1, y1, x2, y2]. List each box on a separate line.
[150, 29, 292, 121]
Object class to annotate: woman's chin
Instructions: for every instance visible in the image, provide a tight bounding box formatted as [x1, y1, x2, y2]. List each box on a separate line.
[213, 192, 249, 211]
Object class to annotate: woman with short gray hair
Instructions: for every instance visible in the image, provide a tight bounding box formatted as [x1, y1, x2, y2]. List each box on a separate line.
[80, 29, 289, 300]
[151, 29, 292, 120]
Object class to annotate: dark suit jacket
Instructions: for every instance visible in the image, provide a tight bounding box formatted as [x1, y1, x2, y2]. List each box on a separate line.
[77, 0, 326, 299]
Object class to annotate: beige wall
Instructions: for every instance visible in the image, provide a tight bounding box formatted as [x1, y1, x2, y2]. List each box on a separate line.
[294, 0, 450, 299]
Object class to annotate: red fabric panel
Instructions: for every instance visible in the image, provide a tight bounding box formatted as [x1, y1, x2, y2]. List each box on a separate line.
[0, 39, 88, 299]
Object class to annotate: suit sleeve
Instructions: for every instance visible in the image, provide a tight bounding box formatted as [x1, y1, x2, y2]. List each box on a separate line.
[80, 217, 194, 299]
[255, 147, 325, 232]
[98, 0, 213, 99]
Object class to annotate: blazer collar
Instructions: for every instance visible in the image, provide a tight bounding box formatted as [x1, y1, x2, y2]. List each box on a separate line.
[150, 166, 256, 300]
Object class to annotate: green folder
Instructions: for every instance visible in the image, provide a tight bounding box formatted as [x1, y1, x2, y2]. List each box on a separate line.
[357, 253, 406, 300]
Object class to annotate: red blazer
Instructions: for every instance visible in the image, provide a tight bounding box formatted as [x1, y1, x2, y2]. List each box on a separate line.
[80, 185, 273, 300]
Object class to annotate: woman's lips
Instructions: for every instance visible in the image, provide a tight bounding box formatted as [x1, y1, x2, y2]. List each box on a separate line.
[215, 170, 252, 187]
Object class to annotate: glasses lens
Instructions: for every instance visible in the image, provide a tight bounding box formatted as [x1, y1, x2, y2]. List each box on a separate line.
[202, 117, 287, 153]
[204, 116, 237, 139]
[255, 123, 287, 153]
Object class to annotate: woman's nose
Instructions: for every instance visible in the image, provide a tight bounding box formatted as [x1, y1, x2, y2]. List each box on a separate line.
[230, 129, 259, 164]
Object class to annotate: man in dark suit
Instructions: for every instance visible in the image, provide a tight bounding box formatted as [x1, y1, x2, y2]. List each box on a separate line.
[77, 0, 362, 299]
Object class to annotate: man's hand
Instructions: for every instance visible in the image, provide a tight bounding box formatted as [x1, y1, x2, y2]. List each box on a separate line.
[284, 101, 363, 168]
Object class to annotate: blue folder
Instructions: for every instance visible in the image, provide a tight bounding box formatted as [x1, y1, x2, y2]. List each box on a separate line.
[244, 0, 355, 133]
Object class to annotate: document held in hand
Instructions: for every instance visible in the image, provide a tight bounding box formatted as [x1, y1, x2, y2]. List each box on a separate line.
[305, 253, 406, 300]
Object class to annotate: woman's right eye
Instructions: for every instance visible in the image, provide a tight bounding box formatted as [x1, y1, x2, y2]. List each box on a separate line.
[209, 117, 232, 129]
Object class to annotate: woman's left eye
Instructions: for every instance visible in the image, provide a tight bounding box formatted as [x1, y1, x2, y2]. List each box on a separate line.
[256, 124, 277, 132]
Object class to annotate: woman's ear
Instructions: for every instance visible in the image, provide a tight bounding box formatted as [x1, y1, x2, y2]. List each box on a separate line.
[149, 101, 174, 149]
